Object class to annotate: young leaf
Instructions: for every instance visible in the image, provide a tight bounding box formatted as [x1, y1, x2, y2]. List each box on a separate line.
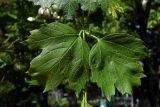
[53, 0, 79, 19]
[28, 0, 78, 19]
[29, 0, 124, 18]
[28, 0, 54, 8]
[80, 0, 98, 12]
[90, 33, 147, 100]
[98, 0, 124, 18]
[27, 22, 90, 93]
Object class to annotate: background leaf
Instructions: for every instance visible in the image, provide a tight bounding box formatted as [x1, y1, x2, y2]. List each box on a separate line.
[28, 0, 54, 8]
[28, 0, 124, 18]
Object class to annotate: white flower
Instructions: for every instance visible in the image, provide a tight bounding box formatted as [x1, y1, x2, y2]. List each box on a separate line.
[38, 7, 44, 15]
[44, 8, 50, 15]
[27, 17, 35, 22]
[142, 0, 148, 5]
[52, 5, 58, 10]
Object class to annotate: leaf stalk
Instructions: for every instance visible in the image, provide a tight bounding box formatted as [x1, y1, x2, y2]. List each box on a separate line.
[85, 31, 100, 41]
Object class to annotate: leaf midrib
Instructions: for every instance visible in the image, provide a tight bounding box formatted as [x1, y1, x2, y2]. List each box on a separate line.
[45, 37, 78, 74]
[30, 34, 76, 43]
[105, 40, 142, 55]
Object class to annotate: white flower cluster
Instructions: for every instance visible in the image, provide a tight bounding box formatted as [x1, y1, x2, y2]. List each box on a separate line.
[38, 5, 60, 19]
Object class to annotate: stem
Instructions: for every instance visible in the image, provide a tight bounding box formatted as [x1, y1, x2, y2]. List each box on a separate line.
[78, 30, 86, 40]
[85, 31, 100, 41]
[81, 91, 88, 107]
[124, 94, 128, 107]
[82, 30, 85, 40]
[78, 30, 84, 37]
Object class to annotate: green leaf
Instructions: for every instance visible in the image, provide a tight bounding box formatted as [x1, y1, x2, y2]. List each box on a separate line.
[53, 0, 79, 19]
[80, 0, 98, 12]
[27, 22, 90, 93]
[27, 22, 147, 100]
[28, 0, 54, 8]
[98, 0, 124, 18]
[67, 36, 90, 94]
[26, 80, 39, 85]
[0, 52, 12, 68]
[90, 33, 147, 100]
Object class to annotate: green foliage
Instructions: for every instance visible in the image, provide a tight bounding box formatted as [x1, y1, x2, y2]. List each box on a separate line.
[1, 0, 160, 106]
[80, 0, 97, 12]
[148, 9, 160, 28]
[29, 0, 124, 18]
[54, 0, 79, 19]
[0, 52, 12, 68]
[90, 33, 147, 100]
[27, 22, 147, 100]
[0, 81, 15, 96]
[0, 0, 46, 106]
[27, 22, 90, 94]
[27, 1, 148, 102]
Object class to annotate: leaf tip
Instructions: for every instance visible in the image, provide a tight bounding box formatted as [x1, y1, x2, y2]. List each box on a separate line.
[106, 96, 112, 102]
[43, 87, 49, 93]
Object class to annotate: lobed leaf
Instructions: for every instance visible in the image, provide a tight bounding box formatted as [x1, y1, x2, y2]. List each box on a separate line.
[89, 33, 147, 100]
[80, 0, 98, 12]
[53, 0, 79, 19]
[27, 22, 90, 93]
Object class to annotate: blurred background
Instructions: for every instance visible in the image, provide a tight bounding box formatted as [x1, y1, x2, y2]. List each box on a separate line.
[0, 0, 160, 107]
